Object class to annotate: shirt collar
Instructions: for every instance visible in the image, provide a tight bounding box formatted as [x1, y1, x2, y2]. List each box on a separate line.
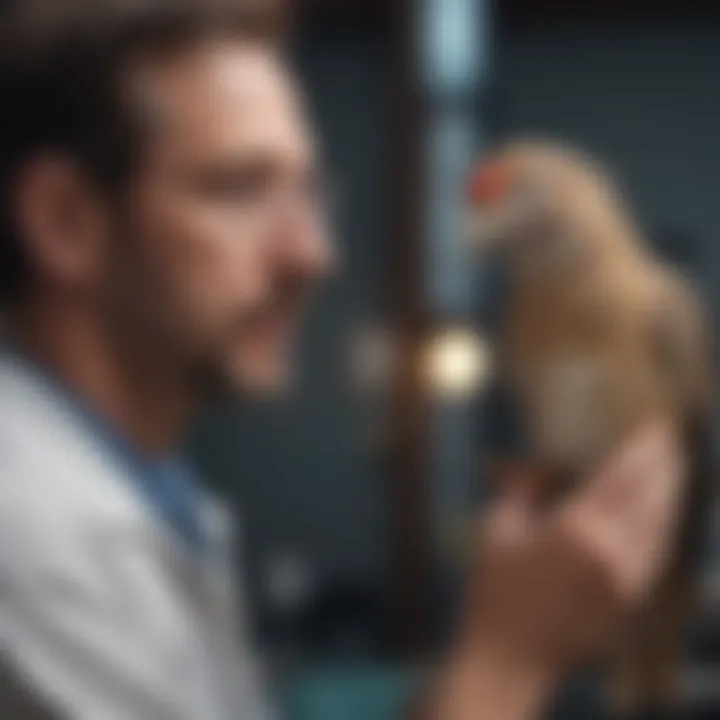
[0, 342, 208, 553]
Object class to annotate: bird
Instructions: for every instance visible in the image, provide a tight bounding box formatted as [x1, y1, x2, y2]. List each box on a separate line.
[466, 138, 715, 716]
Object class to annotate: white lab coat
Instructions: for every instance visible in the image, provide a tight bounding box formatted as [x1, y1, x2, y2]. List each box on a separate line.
[0, 354, 271, 719]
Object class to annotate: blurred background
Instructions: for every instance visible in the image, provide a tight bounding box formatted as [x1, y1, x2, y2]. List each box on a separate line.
[181, 0, 720, 717]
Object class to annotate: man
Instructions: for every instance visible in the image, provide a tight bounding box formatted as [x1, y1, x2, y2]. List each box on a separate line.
[0, 1, 685, 718]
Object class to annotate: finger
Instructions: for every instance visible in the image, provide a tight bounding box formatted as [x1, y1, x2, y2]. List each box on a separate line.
[600, 448, 686, 598]
[577, 420, 675, 516]
[597, 421, 674, 510]
[610, 430, 684, 540]
[623, 448, 686, 565]
[551, 421, 677, 578]
[629, 441, 684, 529]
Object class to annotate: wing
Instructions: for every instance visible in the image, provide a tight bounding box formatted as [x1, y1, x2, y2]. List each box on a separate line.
[649, 270, 715, 562]
[649, 271, 714, 418]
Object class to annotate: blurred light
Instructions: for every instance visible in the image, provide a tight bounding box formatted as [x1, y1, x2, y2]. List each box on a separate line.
[424, 328, 492, 400]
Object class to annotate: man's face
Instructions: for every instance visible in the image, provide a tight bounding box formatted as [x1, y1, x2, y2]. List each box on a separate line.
[112, 41, 334, 397]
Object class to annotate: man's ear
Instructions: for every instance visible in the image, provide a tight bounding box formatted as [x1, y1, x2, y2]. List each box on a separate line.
[14, 156, 111, 295]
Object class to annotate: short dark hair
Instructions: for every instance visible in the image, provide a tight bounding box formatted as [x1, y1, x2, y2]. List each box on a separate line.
[0, 0, 284, 303]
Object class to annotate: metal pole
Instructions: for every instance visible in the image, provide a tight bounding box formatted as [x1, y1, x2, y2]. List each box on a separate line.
[417, 0, 489, 594]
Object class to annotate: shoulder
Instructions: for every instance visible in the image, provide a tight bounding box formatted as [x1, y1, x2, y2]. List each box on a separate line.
[0, 359, 158, 580]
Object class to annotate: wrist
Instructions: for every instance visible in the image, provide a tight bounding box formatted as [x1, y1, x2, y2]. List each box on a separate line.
[440, 639, 559, 720]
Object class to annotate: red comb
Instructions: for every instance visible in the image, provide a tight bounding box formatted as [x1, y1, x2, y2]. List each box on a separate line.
[466, 159, 515, 207]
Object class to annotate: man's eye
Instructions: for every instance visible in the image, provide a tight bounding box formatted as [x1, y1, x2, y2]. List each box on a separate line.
[194, 165, 272, 201]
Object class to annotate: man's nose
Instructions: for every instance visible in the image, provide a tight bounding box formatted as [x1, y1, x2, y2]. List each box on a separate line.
[275, 216, 338, 279]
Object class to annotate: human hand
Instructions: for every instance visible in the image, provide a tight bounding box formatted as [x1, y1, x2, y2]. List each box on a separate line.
[460, 421, 685, 689]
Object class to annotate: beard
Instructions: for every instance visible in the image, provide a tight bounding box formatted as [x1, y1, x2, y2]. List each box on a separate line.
[202, 284, 309, 399]
[103, 216, 313, 408]
[137, 272, 311, 406]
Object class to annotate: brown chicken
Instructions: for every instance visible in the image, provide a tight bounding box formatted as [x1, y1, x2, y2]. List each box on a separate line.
[466, 139, 715, 716]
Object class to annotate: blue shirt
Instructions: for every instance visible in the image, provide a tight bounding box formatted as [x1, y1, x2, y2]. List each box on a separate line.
[2, 346, 207, 553]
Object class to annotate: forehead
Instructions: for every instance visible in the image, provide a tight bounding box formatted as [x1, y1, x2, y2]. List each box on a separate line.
[131, 40, 315, 166]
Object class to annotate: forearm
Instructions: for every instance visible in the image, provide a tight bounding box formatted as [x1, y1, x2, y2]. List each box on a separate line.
[408, 646, 555, 720]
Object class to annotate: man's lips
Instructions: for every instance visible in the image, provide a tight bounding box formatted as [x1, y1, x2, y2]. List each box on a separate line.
[243, 300, 306, 340]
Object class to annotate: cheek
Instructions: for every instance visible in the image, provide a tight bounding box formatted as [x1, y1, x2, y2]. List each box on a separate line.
[141, 195, 273, 319]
